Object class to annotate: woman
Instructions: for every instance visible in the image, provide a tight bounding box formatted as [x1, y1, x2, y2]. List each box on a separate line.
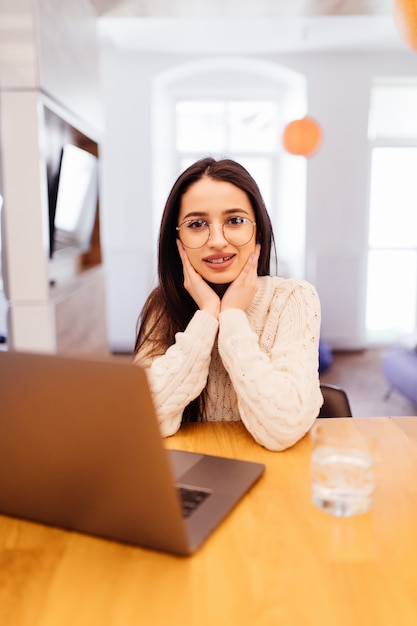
[134, 157, 323, 451]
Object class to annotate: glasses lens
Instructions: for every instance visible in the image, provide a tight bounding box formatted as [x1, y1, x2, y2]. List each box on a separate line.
[178, 220, 210, 248]
[223, 218, 254, 246]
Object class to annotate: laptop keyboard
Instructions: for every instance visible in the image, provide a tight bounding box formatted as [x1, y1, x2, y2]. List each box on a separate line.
[176, 486, 211, 518]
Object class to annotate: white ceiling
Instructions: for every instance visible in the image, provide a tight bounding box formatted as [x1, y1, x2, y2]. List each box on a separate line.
[98, 15, 407, 54]
[91, 0, 394, 18]
[92, 0, 410, 54]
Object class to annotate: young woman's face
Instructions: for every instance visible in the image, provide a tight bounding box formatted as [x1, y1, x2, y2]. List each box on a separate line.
[177, 177, 257, 284]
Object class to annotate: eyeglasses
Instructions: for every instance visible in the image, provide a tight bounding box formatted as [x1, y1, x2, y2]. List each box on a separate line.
[176, 216, 256, 249]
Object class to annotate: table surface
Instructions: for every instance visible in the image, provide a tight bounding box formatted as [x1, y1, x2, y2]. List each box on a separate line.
[1, 417, 417, 626]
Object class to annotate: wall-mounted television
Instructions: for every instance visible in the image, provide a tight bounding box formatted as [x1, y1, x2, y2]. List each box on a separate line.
[50, 144, 98, 258]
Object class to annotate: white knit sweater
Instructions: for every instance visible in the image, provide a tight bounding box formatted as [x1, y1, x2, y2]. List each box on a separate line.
[134, 276, 323, 451]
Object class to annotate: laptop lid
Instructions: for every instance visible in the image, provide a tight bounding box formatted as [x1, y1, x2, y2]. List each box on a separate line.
[0, 351, 264, 555]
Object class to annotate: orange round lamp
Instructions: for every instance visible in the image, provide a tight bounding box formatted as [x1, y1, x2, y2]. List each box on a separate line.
[394, 0, 417, 51]
[282, 116, 322, 157]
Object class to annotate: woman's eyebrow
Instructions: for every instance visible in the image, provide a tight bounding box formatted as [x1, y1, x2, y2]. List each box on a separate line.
[223, 208, 251, 216]
[181, 211, 208, 220]
[181, 208, 251, 220]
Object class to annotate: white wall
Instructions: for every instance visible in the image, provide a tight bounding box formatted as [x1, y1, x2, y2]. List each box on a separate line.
[0, 0, 38, 88]
[99, 48, 159, 352]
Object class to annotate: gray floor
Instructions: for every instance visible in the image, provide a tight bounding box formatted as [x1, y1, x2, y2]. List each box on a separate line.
[320, 349, 417, 418]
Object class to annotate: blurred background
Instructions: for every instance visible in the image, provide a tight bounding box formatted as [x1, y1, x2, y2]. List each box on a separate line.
[1, 2, 416, 415]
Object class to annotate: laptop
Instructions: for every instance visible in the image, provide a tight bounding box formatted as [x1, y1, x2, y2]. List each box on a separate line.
[0, 350, 265, 556]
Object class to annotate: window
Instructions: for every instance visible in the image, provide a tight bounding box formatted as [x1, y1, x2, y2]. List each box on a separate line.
[175, 100, 279, 211]
[366, 82, 417, 343]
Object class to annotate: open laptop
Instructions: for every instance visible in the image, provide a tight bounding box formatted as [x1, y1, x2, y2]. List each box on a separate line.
[0, 350, 264, 556]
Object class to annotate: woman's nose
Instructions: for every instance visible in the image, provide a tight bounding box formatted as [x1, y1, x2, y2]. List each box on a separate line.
[208, 223, 227, 246]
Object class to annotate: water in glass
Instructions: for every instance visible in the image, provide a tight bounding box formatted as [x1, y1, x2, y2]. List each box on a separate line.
[311, 445, 374, 517]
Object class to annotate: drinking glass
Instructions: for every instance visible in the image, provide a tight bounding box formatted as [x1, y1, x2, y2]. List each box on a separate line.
[311, 421, 376, 517]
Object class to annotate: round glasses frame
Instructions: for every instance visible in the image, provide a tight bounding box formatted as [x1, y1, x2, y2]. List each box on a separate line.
[176, 218, 256, 249]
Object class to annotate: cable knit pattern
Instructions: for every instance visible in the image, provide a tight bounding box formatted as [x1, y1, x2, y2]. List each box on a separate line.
[134, 276, 323, 451]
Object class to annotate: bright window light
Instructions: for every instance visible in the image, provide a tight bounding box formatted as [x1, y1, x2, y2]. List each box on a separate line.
[366, 250, 417, 341]
[368, 84, 417, 140]
[366, 81, 417, 343]
[176, 100, 278, 154]
[176, 99, 278, 215]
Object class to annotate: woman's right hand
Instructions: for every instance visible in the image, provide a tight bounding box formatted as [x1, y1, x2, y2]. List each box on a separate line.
[177, 240, 221, 319]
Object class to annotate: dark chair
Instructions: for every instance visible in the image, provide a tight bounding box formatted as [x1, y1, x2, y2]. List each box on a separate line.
[318, 383, 352, 418]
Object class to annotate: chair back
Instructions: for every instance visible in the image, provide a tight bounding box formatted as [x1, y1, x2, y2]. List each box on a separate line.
[318, 383, 352, 418]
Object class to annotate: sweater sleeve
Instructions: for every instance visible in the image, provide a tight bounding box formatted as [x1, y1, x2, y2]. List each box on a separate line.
[218, 280, 323, 451]
[133, 310, 218, 437]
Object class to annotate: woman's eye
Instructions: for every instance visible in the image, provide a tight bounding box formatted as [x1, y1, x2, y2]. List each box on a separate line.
[187, 220, 207, 230]
[227, 216, 248, 226]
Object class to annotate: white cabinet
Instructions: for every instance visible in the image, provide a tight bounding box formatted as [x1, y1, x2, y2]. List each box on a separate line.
[0, 92, 107, 354]
[0, 1, 106, 353]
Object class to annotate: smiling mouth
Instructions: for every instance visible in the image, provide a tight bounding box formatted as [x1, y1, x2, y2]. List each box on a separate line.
[205, 255, 234, 264]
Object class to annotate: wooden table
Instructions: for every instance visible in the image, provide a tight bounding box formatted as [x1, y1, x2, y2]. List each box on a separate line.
[0, 418, 416, 626]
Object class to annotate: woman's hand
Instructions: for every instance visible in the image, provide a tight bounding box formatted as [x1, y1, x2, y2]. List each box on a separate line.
[221, 244, 261, 313]
[177, 240, 221, 319]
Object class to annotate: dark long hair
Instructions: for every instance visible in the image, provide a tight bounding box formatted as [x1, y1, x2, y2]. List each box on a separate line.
[135, 157, 276, 421]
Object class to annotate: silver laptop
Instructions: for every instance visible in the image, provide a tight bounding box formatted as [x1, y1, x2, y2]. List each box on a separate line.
[0, 350, 264, 556]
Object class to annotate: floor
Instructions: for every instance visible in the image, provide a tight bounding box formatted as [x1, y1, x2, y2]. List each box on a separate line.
[319, 349, 417, 418]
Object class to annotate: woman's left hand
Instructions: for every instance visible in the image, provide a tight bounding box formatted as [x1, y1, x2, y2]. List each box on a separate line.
[221, 244, 261, 312]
